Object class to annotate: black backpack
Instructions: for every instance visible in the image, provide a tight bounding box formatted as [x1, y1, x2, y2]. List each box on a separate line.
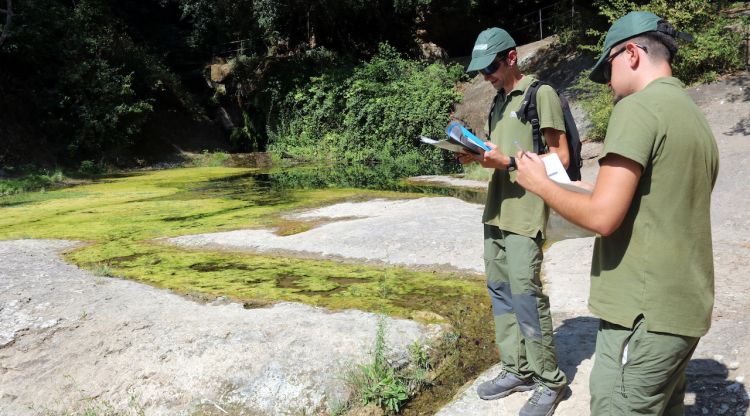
[489, 80, 583, 181]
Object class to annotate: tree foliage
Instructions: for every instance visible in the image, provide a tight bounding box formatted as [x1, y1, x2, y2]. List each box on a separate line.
[574, 0, 745, 141]
[0, 0, 744, 167]
[269, 44, 465, 174]
[0, 0, 200, 166]
[587, 0, 744, 84]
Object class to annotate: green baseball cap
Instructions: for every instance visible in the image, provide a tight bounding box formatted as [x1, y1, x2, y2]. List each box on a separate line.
[589, 11, 662, 83]
[466, 28, 516, 72]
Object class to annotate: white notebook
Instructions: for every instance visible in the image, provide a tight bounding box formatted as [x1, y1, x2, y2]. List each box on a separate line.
[542, 153, 592, 195]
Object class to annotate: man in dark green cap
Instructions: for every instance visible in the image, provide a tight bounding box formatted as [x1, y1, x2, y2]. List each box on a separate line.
[515, 11, 719, 415]
[459, 27, 570, 416]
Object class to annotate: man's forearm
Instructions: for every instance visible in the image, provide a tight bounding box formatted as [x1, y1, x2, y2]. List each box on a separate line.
[534, 180, 608, 234]
[517, 154, 641, 236]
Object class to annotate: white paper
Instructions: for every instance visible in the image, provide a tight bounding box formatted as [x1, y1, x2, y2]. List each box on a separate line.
[541, 153, 592, 194]
[542, 153, 571, 183]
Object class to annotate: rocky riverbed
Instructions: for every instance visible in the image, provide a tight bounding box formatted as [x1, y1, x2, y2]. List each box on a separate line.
[1, 74, 748, 415]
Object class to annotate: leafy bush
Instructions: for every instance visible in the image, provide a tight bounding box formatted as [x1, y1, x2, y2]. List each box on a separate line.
[589, 0, 744, 84]
[0, 169, 67, 196]
[571, 71, 614, 141]
[190, 150, 230, 167]
[269, 44, 465, 176]
[2, 0, 201, 166]
[79, 160, 102, 176]
[574, 0, 745, 140]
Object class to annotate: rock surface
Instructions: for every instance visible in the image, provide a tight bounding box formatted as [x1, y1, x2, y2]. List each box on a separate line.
[170, 197, 486, 273]
[0, 240, 440, 415]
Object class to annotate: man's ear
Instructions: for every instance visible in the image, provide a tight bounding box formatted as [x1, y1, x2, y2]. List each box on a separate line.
[626, 43, 641, 70]
[507, 49, 518, 67]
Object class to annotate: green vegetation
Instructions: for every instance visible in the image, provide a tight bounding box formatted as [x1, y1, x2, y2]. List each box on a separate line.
[1, 0, 201, 167]
[574, 0, 746, 140]
[571, 71, 616, 141]
[269, 44, 465, 174]
[4, 1, 743, 166]
[348, 317, 411, 413]
[186, 150, 231, 167]
[589, 0, 744, 85]
[0, 0, 575, 169]
[0, 168, 67, 196]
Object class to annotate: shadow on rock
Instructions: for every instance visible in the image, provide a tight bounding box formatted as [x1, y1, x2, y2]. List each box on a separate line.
[553, 316, 598, 384]
[686, 358, 749, 416]
[725, 117, 750, 136]
[717, 73, 750, 136]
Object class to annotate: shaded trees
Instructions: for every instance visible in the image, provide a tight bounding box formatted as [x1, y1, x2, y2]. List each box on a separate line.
[0, 0, 12, 48]
[0, 0, 608, 168]
[0, 0, 203, 167]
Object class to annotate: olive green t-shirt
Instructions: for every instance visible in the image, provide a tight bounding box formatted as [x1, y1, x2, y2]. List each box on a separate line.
[588, 77, 719, 338]
[482, 76, 566, 238]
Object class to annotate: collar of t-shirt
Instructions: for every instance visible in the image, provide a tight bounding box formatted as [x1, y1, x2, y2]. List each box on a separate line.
[644, 76, 684, 90]
[496, 75, 535, 104]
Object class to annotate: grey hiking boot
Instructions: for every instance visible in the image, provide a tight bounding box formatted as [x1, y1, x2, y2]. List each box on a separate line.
[519, 384, 567, 416]
[476, 369, 535, 400]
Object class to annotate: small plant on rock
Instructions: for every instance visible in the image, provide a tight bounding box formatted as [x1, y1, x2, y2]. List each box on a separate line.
[345, 316, 435, 414]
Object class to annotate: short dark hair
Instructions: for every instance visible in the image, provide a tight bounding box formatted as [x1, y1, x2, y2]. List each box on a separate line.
[496, 47, 516, 61]
[630, 31, 679, 64]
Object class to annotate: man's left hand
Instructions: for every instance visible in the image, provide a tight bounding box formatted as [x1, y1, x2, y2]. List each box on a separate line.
[477, 141, 507, 169]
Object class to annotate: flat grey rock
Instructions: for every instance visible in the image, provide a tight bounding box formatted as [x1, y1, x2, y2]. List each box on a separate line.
[0, 240, 440, 415]
[170, 197, 487, 273]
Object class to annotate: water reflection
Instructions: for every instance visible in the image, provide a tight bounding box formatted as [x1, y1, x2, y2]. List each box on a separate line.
[201, 162, 482, 203]
[201, 162, 591, 241]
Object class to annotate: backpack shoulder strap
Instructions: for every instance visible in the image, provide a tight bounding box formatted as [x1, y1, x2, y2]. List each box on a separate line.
[487, 90, 503, 137]
[518, 80, 546, 154]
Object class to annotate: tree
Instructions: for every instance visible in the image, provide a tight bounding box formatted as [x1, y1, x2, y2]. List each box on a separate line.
[0, 0, 12, 48]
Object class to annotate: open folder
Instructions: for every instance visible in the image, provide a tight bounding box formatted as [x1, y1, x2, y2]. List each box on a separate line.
[419, 121, 491, 155]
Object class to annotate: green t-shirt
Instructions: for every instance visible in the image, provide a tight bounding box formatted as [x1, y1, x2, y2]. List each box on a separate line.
[482, 76, 566, 238]
[588, 77, 719, 338]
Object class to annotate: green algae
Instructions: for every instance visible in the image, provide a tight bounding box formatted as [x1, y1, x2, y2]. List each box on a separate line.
[68, 240, 485, 319]
[0, 166, 498, 414]
[0, 166, 488, 319]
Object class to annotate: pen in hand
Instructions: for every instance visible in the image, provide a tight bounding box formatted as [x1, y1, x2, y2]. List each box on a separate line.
[513, 141, 529, 159]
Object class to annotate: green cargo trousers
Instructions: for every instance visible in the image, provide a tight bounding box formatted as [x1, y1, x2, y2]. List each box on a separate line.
[590, 316, 699, 415]
[483, 225, 567, 389]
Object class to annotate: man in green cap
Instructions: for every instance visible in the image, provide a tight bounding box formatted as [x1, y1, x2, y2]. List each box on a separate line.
[515, 11, 719, 415]
[458, 27, 570, 416]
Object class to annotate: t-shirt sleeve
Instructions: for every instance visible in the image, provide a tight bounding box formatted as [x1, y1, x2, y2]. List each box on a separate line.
[535, 85, 566, 132]
[601, 98, 657, 168]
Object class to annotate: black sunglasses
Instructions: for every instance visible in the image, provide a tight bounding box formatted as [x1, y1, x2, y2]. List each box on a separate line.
[480, 54, 507, 75]
[603, 43, 648, 82]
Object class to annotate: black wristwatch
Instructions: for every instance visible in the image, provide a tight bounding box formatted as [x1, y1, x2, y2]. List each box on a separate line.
[507, 156, 517, 171]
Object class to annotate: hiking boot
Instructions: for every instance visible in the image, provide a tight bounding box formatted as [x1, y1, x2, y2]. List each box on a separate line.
[519, 384, 567, 416]
[476, 369, 535, 400]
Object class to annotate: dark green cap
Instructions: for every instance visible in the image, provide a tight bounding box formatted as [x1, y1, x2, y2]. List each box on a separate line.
[467, 28, 516, 72]
[589, 11, 662, 83]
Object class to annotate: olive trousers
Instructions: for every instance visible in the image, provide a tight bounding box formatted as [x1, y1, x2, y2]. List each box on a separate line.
[483, 225, 567, 389]
[589, 316, 699, 415]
